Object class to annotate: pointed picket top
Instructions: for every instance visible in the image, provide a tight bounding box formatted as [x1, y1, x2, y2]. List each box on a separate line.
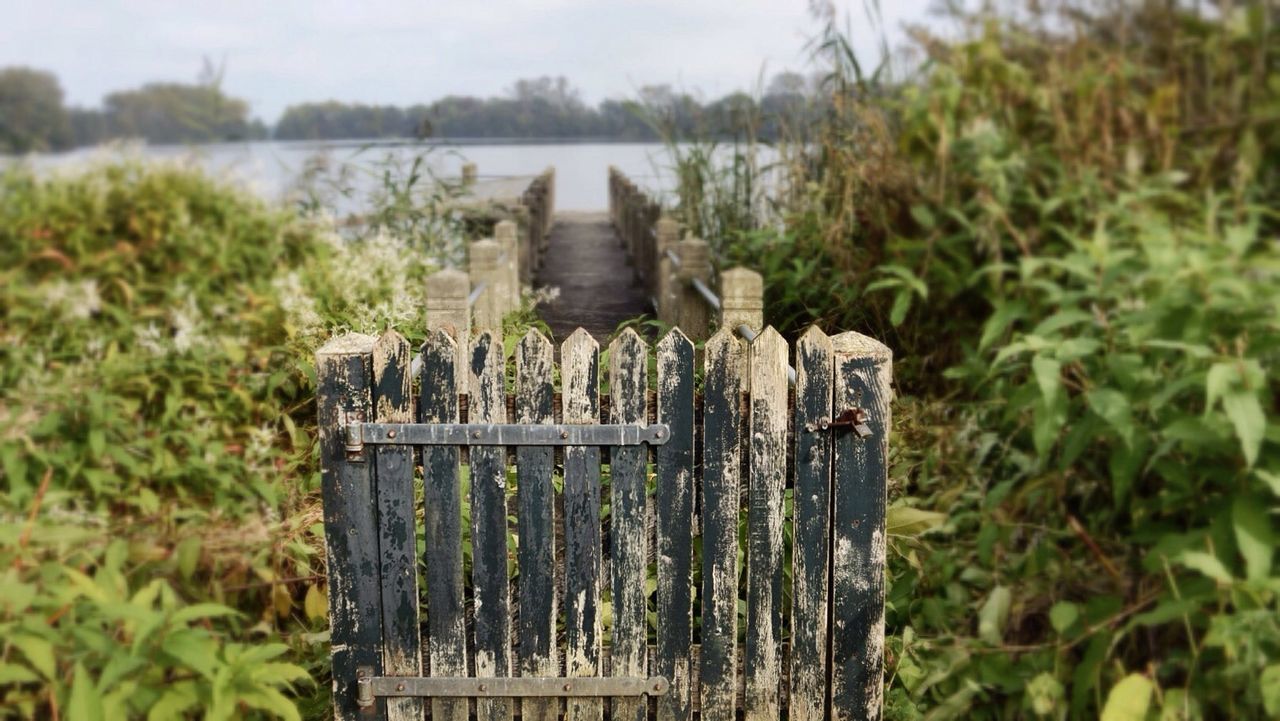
[796, 326, 834, 380]
[317, 331, 377, 359]
[703, 327, 745, 375]
[373, 330, 412, 423]
[608, 328, 649, 425]
[657, 326, 694, 356]
[830, 330, 892, 363]
[749, 326, 789, 402]
[422, 327, 459, 364]
[516, 329, 555, 425]
[561, 328, 600, 423]
[469, 330, 507, 424]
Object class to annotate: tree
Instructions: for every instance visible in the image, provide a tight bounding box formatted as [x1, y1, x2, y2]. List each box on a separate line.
[0, 67, 72, 153]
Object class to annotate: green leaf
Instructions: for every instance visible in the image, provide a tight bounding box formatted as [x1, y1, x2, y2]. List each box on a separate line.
[978, 586, 1011, 645]
[1031, 355, 1061, 406]
[1222, 391, 1265, 467]
[169, 602, 239, 627]
[1179, 551, 1233, 584]
[1049, 602, 1079, 635]
[67, 662, 103, 721]
[10, 633, 56, 680]
[147, 681, 199, 721]
[1261, 664, 1280, 718]
[889, 291, 912, 327]
[1232, 496, 1273, 580]
[1087, 388, 1135, 445]
[238, 687, 301, 721]
[1101, 674, 1154, 721]
[886, 506, 948, 537]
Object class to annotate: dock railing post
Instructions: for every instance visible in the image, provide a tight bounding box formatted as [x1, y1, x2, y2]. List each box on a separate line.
[513, 205, 534, 285]
[426, 268, 470, 371]
[655, 216, 680, 324]
[496, 220, 521, 310]
[720, 267, 764, 333]
[462, 162, 477, 185]
[676, 237, 712, 340]
[470, 238, 505, 332]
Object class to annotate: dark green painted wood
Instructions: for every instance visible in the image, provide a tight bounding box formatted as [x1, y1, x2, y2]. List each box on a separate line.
[608, 330, 649, 721]
[562, 329, 603, 721]
[655, 330, 695, 721]
[469, 331, 514, 721]
[830, 345, 890, 721]
[515, 330, 558, 721]
[699, 330, 745, 721]
[790, 328, 834, 721]
[419, 329, 468, 721]
[371, 331, 423, 721]
[316, 334, 383, 721]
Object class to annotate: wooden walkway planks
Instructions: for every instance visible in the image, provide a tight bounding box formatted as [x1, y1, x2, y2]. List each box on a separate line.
[536, 211, 652, 341]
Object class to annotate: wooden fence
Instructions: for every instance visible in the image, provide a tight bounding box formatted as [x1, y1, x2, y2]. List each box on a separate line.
[316, 319, 892, 720]
[607, 168, 760, 344]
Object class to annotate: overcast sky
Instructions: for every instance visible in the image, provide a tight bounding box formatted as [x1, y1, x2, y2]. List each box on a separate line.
[1, 0, 935, 122]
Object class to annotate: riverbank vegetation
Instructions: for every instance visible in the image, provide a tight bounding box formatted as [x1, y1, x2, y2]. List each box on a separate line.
[667, 1, 1278, 718]
[0, 156, 452, 718]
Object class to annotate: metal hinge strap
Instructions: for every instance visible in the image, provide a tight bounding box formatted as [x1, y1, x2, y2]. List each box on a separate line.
[355, 673, 669, 705]
[347, 422, 669, 458]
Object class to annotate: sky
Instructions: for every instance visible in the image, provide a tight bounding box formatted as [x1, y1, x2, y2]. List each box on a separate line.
[1, 0, 935, 123]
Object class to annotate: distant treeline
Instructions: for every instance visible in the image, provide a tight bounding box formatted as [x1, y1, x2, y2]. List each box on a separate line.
[0, 68, 817, 153]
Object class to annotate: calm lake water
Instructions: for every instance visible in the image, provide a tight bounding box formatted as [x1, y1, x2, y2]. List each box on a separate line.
[13, 140, 684, 212]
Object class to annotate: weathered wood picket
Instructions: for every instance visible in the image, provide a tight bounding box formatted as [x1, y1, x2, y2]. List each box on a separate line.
[316, 324, 892, 721]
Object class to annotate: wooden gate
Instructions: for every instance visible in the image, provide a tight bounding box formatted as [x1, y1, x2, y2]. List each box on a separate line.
[315, 324, 892, 721]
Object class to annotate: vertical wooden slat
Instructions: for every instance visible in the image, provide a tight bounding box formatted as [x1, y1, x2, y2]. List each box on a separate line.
[744, 327, 787, 721]
[516, 329, 558, 721]
[420, 329, 468, 721]
[790, 327, 834, 721]
[372, 331, 424, 721]
[469, 330, 514, 721]
[830, 332, 892, 721]
[608, 329, 649, 721]
[562, 328, 603, 721]
[317, 333, 382, 721]
[699, 329, 745, 721]
[655, 330, 695, 721]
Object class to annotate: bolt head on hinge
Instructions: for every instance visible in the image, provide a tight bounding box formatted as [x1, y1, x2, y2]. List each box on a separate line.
[344, 416, 365, 461]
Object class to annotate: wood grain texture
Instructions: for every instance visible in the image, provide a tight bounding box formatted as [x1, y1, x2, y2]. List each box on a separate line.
[317, 333, 382, 721]
[516, 329, 559, 721]
[790, 327, 834, 721]
[699, 329, 746, 721]
[830, 332, 892, 721]
[469, 330, 514, 721]
[372, 331, 423, 721]
[420, 329, 468, 721]
[561, 328, 603, 721]
[608, 329, 649, 721]
[745, 327, 787, 721]
[655, 330, 695, 721]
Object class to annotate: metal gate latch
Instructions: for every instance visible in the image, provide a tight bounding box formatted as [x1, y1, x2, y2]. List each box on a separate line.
[355, 670, 670, 706]
[806, 408, 873, 438]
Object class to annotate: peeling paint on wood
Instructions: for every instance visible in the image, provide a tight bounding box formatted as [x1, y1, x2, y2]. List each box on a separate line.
[745, 327, 787, 721]
[470, 330, 514, 721]
[608, 329, 649, 721]
[655, 330, 694, 721]
[516, 329, 559, 721]
[700, 329, 745, 721]
[830, 331, 892, 721]
[561, 328, 603, 721]
[372, 331, 424, 721]
[316, 332, 382, 721]
[790, 327, 833, 721]
[420, 329, 468, 721]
